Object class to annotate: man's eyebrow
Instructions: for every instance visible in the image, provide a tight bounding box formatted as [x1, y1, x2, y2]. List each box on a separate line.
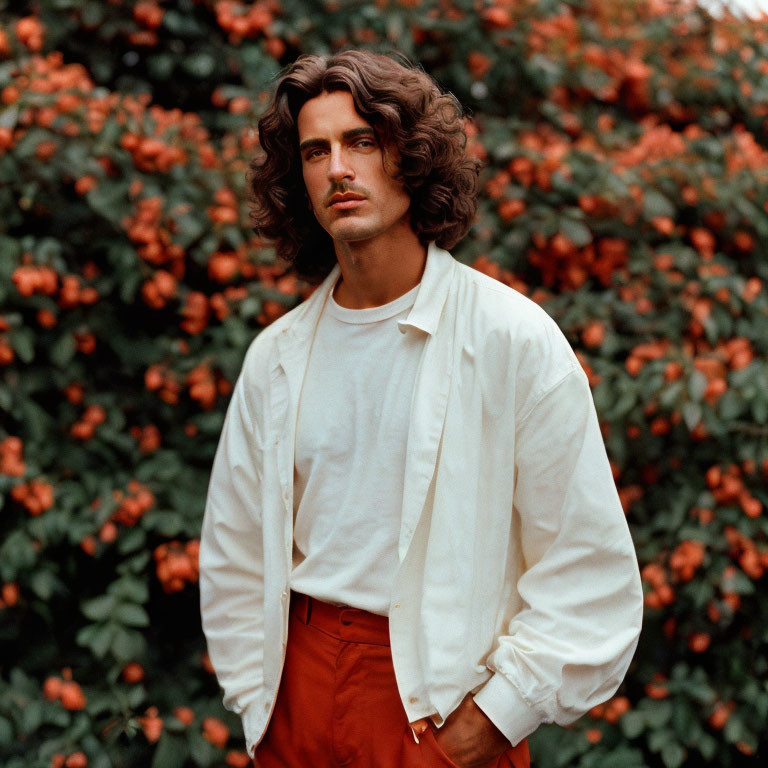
[299, 127, 376, 153]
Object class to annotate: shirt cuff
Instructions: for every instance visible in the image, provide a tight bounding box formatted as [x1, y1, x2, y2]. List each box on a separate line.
[472, 672, 545, 747]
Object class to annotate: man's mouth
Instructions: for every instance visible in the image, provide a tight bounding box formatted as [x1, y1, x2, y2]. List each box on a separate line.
[328, 193, 366, 209]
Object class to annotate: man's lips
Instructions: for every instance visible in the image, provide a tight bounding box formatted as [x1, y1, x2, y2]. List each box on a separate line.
[328, 194, 366, 209]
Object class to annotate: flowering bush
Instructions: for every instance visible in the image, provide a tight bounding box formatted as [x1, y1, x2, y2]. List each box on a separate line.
[1, 0, 767, 766]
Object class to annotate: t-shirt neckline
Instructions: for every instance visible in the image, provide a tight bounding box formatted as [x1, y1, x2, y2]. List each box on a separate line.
[327, 281, 420, 324]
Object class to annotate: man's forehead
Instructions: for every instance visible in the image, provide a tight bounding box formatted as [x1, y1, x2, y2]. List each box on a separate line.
[297, 90, 373, 137]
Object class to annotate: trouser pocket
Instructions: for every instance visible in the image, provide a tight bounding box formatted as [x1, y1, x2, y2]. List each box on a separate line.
[419, 727, 464, 768]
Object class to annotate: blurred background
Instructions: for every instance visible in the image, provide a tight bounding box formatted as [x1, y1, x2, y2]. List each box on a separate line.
[1, 1, 767, 766]
[699, 0, 768, 17]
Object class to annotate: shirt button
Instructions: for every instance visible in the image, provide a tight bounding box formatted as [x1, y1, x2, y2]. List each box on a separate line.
[281, 591, 287, 600]
[393, 603, 400, 610]
[409, 696, 419, 704]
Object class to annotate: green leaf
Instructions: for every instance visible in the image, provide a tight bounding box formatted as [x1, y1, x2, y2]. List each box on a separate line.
[86, 182, 129, 225]
[174, 213, 207, 248]
[117, 550, 152, 574]
[752, 397, 768, 424]
[108, 576, 149, 603]
[8, 327, 34, 363]
[0, 716, 13, 746]
[0, 105, 19, 131]
[150, 733, 188, 768]
[688, 371, 707, 401]
[29, 569, 57, 600]
[115, 603, 150, 627]
[50, 332, 77, 367]
[620, 710, 645, 738]
[142, 510, 183, 537]
[560, 218, 593, 247]
[723, 714, 744, 742]
[147, 53, 175, 81]
[0, 530, 38, 579]
[20, 701, 42, 735]
[81, 594, 116, 621]
[76, 622, 117, 659]
[722, 568, 755, 595]
[643, 189, 676, 219]
[681, 402, 702, 430]
[187, 728, 219, 764]
[80, 1, 105, 26]
[117, 527, 147, 554]
[649, 728, 673, 752]
[661, 742, 685, 768]
[0, 378, 12, 412]
[20, 398, 51, 442]
[642, 700, 673, 729]
[127, 684, 146, 709]
[183, 53, 217, 78]
[90, 755, 113, 768]
[659, 380, 682, 408]
[111, 626, 145, 662]
[717, 391, 745, 420]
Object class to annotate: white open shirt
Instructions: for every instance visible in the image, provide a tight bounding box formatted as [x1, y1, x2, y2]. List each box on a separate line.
[199, 241, 644, 757]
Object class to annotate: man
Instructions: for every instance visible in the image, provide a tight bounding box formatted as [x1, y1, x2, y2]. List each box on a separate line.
[199, 50, 643, 768]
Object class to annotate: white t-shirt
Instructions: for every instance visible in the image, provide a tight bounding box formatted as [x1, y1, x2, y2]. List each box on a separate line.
[291, 280, 426, 616]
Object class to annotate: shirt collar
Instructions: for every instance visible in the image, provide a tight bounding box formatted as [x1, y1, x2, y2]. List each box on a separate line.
[397, 241, 456, 336]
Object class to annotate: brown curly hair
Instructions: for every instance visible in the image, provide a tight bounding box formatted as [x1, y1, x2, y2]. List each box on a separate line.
[246, 49, 481, 278]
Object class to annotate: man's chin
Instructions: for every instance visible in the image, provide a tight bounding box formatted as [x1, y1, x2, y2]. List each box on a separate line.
[327, 224, 381, 244]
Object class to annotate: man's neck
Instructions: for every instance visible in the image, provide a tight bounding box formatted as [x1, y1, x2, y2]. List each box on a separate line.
[331, 228, 427, 310]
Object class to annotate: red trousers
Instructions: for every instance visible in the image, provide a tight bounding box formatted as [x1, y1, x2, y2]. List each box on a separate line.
[253, 592, 531, 768]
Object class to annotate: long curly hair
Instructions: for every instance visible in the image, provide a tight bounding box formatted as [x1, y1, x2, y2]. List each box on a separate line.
[246, 49, 481, 278]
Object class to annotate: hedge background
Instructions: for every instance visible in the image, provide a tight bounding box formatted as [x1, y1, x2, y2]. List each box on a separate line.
[1, 0, 768, 766]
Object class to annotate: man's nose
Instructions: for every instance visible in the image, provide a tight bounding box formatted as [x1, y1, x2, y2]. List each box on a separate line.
[327, 147, 354, 182]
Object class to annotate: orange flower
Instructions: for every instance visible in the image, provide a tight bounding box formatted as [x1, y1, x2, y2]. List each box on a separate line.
[497, 198, 525, 222]
[645, 682, 669, 699]
[16, 16, 45, 51]
[225, 751, 251, 767]
[140, 710, 163, 743]
[60, 681, 86, 710]
[43, 676, 63, 701]
[174, 706, 195, 726]
[1, 582, 19, 606]
[651, 216, 675, 235]
[708, 702, 733, 729]
[202, 716, 230, 749]
[688, 632, 710, 652]
[121, 663, 145, 683]
[467, 51, 492, 79]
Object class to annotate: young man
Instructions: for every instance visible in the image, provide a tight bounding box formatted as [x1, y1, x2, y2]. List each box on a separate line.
[199, 50, 643, 768]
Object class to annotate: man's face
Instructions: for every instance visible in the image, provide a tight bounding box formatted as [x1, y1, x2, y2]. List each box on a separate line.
[297, 90, 412, 246]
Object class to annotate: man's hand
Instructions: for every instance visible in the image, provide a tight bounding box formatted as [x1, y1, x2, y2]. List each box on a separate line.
[417, 693, 511, 768]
